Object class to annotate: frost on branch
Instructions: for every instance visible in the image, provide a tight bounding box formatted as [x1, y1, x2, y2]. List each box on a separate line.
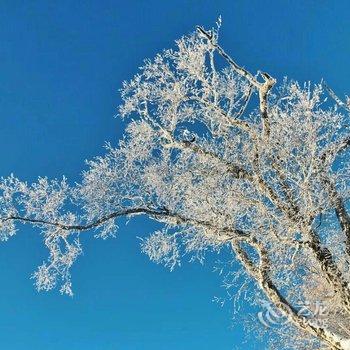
[0, 175, 25, 240]
[140, 226, 223, 270]
[33, 231, 82, 296]
[2, 24, 350, 349]
[0, 175, 81, 295]
[140, 229, 180, 270]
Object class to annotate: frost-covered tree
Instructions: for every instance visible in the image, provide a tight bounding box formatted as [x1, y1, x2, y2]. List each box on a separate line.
[1, 22, 350, 349]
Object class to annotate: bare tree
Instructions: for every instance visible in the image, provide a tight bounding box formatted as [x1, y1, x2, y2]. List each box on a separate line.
[1, 22, 350, 349]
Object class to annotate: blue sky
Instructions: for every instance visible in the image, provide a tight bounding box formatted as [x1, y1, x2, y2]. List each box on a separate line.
[0, 1, 349, 349]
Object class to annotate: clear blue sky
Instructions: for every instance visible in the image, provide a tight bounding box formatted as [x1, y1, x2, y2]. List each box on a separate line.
[0, 1, 349, 349]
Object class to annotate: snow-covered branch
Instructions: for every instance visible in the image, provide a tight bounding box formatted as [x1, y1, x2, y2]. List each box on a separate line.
[1, 24, 350, 349]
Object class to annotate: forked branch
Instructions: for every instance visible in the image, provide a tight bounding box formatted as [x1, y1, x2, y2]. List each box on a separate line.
[197, 26, 276, 137]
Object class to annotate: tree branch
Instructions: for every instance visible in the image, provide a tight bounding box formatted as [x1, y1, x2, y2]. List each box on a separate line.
[197, 26, 276, 137]
[231, 239, 345, 350]
[320, 175, 350, 256]
[323, 82, 350, 113]
[1, 207, 170, 231]
[1, 206, 251, 244]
